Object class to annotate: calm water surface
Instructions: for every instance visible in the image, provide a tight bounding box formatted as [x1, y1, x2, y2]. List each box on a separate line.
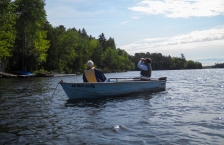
[0, 69, 224, 145]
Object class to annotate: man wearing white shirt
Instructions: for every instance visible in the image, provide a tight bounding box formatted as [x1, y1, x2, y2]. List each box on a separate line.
[137, 58, 152, 78]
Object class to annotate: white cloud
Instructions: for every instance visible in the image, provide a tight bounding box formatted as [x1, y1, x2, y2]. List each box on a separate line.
[132, 16, 139, 19]
[156, 26, 224, 46]
[121, 20, 130, 24]
[46, 6, 79, 18]
[121, 26, 224, 54]
[192, 57, 224, 65]
[129, 0, 224, 18]
[122, 39, 224, 65]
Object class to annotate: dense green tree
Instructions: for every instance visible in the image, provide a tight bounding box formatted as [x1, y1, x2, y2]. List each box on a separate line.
[1, 1, 203, 74]
[43, 25, 78, 73]
[171, 57, 183, 69]
[117, 48, 134, 71]
[162, 55, 172, 70]
[101, 48, 118, 71]
[185, 60, 196, 69]
[130, 52, 202, 70]
[41, 22, 58, 71]
[213, 63, 224, 68]
[0, 0, 17, 60]
[8, 0, 49, 72]
[91, 44, 103, 68]
[151, 53, 163, 70]
[185, 60, 202, 69]
[57, 28, 78, 73]
[195, 62, 202, 69]
[75, 30, 91, 72]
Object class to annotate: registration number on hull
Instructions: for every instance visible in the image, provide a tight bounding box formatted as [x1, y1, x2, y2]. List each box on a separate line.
[71, 84, 95, 88]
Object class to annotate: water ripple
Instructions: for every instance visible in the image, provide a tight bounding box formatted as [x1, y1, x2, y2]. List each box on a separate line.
[0, 69, 224, 144]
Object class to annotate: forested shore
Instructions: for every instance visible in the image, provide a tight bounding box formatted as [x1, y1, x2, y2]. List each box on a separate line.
[0, 0, 208, 75]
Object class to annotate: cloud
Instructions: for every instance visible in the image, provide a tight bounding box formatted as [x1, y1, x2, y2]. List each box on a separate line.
[121, 17, 139, 25]
[121, 26, 224, 53]
[132, 16, 139, 19]
[128, 0, 224, 18]
[46, 6, 79, 18]
[156, 26, 224, 46]
[121, 21, 130, 24]
[192, 57, 224, 66]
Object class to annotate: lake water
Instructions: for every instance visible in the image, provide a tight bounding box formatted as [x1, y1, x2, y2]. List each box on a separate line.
[0, 69, 224, 145]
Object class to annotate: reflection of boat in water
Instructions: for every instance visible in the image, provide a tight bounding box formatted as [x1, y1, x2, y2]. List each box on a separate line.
[60, 77, 167, 100]
[64, 93, 155, 108]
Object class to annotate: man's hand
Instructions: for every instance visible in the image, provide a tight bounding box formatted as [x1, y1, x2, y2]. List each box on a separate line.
[141, 58, 145, 61]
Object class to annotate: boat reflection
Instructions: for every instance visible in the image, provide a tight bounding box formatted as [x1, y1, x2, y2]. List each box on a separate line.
[64, 93, 154, 108]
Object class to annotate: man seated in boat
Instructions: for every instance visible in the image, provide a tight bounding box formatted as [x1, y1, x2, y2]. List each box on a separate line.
[137, 58, 152, 80]
[83, 60, 110, 82]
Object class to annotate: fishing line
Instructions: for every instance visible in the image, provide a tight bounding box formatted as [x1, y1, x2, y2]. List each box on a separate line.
[50, 80, 63, 100]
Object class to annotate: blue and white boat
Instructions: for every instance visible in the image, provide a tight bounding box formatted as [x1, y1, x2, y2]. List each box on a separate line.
[59, 77, 167, 99]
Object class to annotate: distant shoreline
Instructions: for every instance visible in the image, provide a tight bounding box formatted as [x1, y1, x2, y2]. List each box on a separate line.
[0, 72, 76, 78]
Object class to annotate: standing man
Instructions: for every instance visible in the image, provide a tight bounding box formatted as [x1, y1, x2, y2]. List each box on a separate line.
[83, 60, 109, 82]
[137, 58, 152, 78]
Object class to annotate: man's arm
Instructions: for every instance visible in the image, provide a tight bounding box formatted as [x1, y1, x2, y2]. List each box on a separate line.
[137, 60, 148, 71]
[95, 69, 106, 82]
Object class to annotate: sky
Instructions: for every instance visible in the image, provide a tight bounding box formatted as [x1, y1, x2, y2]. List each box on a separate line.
[45, 0, 224, 66]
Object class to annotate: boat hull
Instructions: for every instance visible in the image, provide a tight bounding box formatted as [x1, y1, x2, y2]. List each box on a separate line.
[60, 79, 166, 99]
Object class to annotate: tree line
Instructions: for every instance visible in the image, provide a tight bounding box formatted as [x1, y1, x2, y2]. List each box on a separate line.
[1, 0, 203, 74]
[1, 0, 134, 74]
[213, 63, 224, 68]
[129, 53, 202, 70]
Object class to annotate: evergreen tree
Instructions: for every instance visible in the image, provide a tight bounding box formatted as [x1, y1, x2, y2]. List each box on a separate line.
[81, 28, 88, 37]
[106, 37, 116, 49]
[98, 33, 107, 51]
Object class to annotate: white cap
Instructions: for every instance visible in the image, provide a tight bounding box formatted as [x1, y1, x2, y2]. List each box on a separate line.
[87, 60, 94, 68]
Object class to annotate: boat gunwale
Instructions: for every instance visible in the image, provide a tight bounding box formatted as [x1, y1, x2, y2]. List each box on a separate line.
[60, 79, 166, 84]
